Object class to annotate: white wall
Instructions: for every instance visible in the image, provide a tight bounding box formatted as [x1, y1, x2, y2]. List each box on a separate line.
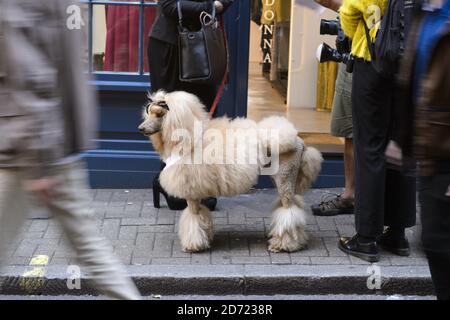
[249, 21, 263, 63]
[93, 6, 107, 55]
[287, 4, 337, 109]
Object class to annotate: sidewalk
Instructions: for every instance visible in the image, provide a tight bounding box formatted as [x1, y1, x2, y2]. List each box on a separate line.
[0, 188, 432, 296]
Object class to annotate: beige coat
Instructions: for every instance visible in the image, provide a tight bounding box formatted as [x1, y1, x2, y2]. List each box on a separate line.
[0, 0, 97, 175]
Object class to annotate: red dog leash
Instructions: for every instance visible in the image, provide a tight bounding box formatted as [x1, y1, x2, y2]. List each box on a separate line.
[209, 18, 229, 118]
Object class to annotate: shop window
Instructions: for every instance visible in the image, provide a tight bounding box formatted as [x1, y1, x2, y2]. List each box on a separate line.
[249, 0, 291, 98]
[81, 0, 157, 87]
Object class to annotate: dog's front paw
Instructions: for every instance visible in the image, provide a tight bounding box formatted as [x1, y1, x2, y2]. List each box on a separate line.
[181, 241, 210, 253]
[268, 232, 308, 253]
[178, 204, 214, 253]
[268, 238, 282, 253]
[268, 236, 287, 253]
[179, 227, 212, 253]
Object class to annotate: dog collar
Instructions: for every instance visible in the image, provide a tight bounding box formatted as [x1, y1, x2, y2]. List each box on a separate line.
[163, 153, 182, 171]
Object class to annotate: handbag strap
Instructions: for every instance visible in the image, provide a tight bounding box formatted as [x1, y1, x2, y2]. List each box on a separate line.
[209, 17, 228, 118]
[177, 0, 184, 28]
[178, 0, 216, 29]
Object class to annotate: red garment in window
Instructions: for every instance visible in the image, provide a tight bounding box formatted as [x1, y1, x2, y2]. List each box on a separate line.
[104, 6, 155, 72]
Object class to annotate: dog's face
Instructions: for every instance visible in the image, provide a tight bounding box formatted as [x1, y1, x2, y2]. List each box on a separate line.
[138, 90, 208, 142]
[138, 94, 170, 136]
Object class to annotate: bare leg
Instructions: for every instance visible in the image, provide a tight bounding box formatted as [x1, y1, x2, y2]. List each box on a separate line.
[342, 138, 355, 199]
[178, 199, 213, 252]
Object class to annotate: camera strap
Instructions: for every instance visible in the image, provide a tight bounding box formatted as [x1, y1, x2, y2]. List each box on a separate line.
[362, 20, 376, 60]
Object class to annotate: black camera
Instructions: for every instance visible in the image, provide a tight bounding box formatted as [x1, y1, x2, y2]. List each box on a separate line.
[316, 43, 354, 73]
[317, 18, 354, 73]
[320, 19, 341, 36]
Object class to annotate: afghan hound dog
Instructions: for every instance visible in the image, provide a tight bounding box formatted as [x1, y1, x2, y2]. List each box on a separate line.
[138, 91, 323, 253]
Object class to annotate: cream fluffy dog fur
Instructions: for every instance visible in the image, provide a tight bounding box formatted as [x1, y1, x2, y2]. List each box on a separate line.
[138, 91, 323, 253]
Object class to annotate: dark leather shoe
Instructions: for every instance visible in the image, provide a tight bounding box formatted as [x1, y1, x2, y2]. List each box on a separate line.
[338, 235, 380, 262]
[379, 229, 410, 256]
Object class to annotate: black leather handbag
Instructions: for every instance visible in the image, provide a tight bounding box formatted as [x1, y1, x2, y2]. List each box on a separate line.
[177, 0, 228, 85]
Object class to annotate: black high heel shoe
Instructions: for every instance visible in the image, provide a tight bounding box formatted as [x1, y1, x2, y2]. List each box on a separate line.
[153, 177, 217, 211]
[153, 174, 187, 211]
[201, 197, 217, 211]
[153, 161, 217, 211]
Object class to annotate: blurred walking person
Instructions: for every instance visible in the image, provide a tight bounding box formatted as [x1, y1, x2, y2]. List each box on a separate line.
[0, 0, 141, 300]
[396, 0, 450, 300]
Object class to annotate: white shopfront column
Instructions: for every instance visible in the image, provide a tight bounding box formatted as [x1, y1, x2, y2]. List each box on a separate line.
[287, 3, 337, 109]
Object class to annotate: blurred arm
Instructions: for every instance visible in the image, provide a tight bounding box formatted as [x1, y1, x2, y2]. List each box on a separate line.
[314, 0, 342, 13]
[216, 0, 235, 12]
[0, 24, 5, 81]
[1, 0, 63, 178]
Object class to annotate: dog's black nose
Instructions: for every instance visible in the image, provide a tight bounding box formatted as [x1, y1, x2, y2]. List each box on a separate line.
[138, 127, 145, 133]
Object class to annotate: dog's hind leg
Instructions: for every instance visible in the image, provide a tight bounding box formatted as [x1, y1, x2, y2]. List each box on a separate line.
[268, 148, 308, 253]
[295, 145, 323, 195]
[178, 200, 214, 252]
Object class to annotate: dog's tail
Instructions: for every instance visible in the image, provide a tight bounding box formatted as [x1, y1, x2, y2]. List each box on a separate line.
[295, 146, 323, 194]
[257, 116, 298, 155]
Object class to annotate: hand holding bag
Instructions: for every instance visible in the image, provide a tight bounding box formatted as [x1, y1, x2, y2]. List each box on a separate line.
[177, 0, 228, 85]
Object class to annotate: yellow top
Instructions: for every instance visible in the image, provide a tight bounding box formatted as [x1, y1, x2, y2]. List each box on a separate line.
[339, 0, 388, 61]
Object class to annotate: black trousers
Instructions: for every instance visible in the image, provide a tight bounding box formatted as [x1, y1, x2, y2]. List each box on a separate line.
[351, 59, 416, 238]
[419, 174, 450, 300]
[147, 37, 217, 110]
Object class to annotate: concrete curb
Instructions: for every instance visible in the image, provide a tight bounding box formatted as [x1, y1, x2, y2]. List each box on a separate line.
[0, 265, 433, 296]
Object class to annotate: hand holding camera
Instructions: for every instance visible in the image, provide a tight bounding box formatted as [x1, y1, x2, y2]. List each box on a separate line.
[316, 17, 354, 73]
